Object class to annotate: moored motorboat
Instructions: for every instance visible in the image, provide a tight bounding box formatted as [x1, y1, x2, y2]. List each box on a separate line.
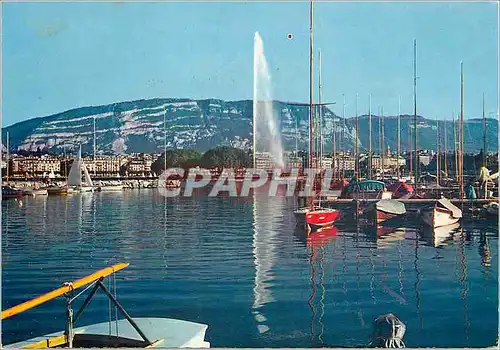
[370, 199, 406, 224]
[46, 185, 69, 196]
[2, 263, 210, 348]
[421, 197, 462, 228]
[2, 185, 22, 198]
[305, 207, 341, 231]
[483, 202, 499, 217]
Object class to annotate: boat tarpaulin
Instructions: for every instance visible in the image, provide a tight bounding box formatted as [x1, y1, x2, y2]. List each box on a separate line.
[375, 199, 406, 215]
[437, 197, 462, 218]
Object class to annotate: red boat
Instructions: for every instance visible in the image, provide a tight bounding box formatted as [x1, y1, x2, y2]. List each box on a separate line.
[305, 207, 341, 231]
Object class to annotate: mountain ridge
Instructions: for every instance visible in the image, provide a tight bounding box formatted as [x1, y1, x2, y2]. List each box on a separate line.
[2, 97, 497, 155]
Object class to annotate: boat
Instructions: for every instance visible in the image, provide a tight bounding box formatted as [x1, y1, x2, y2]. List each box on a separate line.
[421, 197, 462, 228]
[2, 185, 22, 198]
[68, 145, 94, 192]
[483, 202, 499, 217]
[369, 199, 406, 224]
[96, 180, 124, 192]
[387, 181, 414, 199]
[46, 185, 69, 196]
[3, 263, 210, 348]
[305, 206, 341, 232]
[23, 188, 49, 196]
[340, 180, 392, 200]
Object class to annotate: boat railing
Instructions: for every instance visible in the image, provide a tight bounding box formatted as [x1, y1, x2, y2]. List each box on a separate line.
[2, 263, 157, 348]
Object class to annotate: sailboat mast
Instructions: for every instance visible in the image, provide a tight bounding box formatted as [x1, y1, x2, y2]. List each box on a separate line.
[436, 116, 440, 187]
[409, 126, 412, 180]
[93, 116, 96, 176]
[397, 96, 401, 180]
[295, 116, 299, 156]
[332, 98, 337, 179]
[308, 0, 314, 170]
[163, 107, 167, 173]
[459, 62, 464, 199]
[482, 93, 487, 167]
[413, 38, 418, 188]
[318, 49, 323, 169]
[444, 118, 448, 177]
[453, 113, 458, 181]
[6, 131, 9, 182]
[368, 94, 372, 179]
[342, 95, 346, 179]
[381, 106, 385, 178]
[355, 94, 359, 179]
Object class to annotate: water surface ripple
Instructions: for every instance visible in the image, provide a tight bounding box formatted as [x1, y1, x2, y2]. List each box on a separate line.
[2, 191, 498, 347]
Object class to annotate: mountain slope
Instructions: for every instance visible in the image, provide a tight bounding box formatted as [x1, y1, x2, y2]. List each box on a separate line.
[2, 98, 497, 154]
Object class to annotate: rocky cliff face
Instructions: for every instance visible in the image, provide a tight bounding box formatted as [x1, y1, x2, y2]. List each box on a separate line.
[2, 97, 497, 154]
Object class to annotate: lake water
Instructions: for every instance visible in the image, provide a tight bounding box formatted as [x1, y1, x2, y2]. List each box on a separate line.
[1, 189, 498, 347]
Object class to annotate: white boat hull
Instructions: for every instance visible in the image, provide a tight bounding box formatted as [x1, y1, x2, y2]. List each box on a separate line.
[99, 185, 124, 191]
[5, 318, 210, 348]
[421, 206, 460, 228]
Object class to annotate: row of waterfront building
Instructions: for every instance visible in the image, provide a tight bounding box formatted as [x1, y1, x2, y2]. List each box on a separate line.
[2, 153, 157, 178]
[1, 148, 439, 179]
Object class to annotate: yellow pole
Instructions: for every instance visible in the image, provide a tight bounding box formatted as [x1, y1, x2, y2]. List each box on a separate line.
[2, 263, 129, 319]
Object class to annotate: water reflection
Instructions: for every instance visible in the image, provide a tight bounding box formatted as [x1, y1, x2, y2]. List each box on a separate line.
[1, 193, 498, 348]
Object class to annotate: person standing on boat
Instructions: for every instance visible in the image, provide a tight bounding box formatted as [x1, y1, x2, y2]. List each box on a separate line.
[478, 164, 490, 195]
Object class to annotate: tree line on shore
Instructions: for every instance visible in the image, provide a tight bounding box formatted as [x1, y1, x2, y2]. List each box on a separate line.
[150, 146, 252, 174]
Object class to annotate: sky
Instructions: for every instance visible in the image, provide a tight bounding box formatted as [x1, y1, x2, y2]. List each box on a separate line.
[2, 1, 498, 126]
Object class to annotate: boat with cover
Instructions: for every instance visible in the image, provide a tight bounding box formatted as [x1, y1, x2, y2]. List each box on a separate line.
[3, 263, 210, 348]
[369, 199, 406, 224]
[340, 180, 392, 200]
[421, 197, 462, 228]
[68, 145, 94, 193]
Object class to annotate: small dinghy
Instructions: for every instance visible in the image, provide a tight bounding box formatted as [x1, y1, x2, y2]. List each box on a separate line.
[3, 263, 210, 348]
[370, 199, 406, 224]
[421, 197, 462, 228]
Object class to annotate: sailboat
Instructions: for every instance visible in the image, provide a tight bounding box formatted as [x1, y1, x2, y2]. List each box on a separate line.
[68, 145, 94, 192]
[295, 0, 340, 231]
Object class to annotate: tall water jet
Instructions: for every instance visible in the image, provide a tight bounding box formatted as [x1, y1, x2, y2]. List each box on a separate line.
[253, 32, 284, 169]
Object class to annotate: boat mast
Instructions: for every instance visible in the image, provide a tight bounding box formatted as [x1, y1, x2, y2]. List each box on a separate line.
[164, 107, 167, 174]
[409, 125, 412, 181]
[482, 92, 487, 167]
[355, 94, 359, 179]
[368, 94, 372, 179]
[436, 116, 440, 187]
[381, 106, 385, 179]
[413, 39, 418, 188]
[318, 49, 323, 170]
[342, 95, 346, 179]
[444, 118, 448, 177]
[397, 96, 401, 180]
[308, 0, 314, 171]
[453, 113, 458, 181]
[93, 116, 96, 177]
[6, 131, 9, 182]
[332, 96, 337, 180]
[295, 115, 299, 156]
[459, 61, 464, 199]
